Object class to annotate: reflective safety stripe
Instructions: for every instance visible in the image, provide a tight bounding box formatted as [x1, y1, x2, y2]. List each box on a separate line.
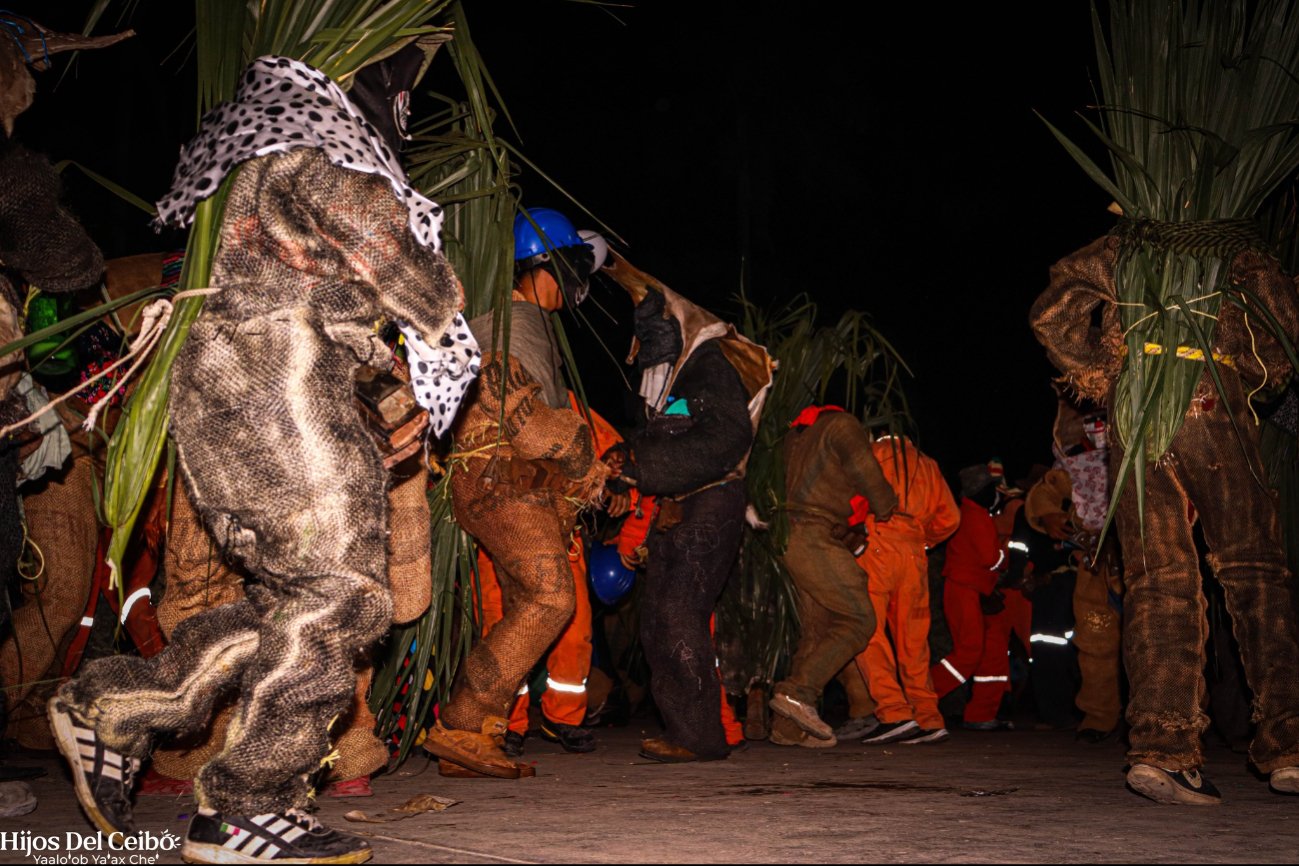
[1007, 540, 1029, 554]
[120, 587, 152, 624]
[990, 550, 1006, 571]
[1030, 633, 1070, 646]
[1066, 630, 1075, 639]
[517, 684, 530, 696]
[546, 676, 587, 695]
[972, 675, 1009, 683]
[80, 616, 95, 628]
[939, 657, 966, 684]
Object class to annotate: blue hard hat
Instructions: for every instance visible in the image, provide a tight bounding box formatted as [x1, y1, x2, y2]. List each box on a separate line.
[588, 542, 636, 606]
[514, 207, 585, 261]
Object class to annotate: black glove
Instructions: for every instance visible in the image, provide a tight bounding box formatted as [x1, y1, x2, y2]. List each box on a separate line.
[979, 589, 1006, 616]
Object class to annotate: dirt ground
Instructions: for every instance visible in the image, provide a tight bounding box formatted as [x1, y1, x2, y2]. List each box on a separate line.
[2, 722, 1297, 864]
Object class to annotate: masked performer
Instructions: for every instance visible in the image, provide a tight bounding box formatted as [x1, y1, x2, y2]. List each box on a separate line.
[423, 207, 609, 778]
[49, 44, 475, 864]
[603, 252, 772, 764]
[1032, 231, 1299, 805]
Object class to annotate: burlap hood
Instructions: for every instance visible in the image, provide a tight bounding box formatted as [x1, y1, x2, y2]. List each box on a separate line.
[605, 251, 774, 436]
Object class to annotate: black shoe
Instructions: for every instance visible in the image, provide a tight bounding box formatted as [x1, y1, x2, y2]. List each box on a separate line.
[1075, 727, 1116, 744]
[183, 807, 373, 863]
[961, 719, 1015, 732]
[502, 730, 525, 758]
[900, 727, 950, 745]
[861, 720, 921, 744]
[1126, 764, 1222, 806]
[47, 697, 138, 839]
[539, 720, 597, 754]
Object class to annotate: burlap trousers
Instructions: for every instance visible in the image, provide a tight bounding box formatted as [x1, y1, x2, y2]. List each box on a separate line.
[1073, 558, 1121, 733]
[775, 516, 875, 709]
[150, 482, 404, 785]
[443, 458, 578, 733]
[1116, 375, 1299, 773]
[641, 482, 745, 760]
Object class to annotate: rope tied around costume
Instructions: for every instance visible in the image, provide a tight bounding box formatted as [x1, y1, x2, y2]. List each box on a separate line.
[1110, 217, 1265, 259]
[0, 288, 222, 439]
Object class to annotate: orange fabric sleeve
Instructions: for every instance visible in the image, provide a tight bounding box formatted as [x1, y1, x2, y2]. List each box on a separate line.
[918, 457, 961, 548]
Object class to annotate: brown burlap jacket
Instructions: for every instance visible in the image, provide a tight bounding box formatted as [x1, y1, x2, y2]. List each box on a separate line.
[170, 148, 458, 578]
[1029, 236, 1299, 402]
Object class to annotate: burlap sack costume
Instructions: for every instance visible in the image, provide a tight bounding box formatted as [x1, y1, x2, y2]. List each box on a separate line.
[1031, 234, 1299, 773]
[58, 144, 459, 815]
[150, 468, 431, 784]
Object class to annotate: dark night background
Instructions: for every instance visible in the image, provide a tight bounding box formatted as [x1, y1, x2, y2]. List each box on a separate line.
[5, 1, 1120, 483]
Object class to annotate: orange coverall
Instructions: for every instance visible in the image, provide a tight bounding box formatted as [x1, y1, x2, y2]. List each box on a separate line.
[850, 437, 959, 731]
[930, 497, 1012, 723]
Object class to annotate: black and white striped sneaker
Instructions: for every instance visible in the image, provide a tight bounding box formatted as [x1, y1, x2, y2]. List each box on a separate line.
[47, 697, 139, 840]
[182, 808, 373, 864]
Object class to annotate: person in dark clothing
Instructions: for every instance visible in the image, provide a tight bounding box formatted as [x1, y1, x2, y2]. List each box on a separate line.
[604, 251, 772, 764]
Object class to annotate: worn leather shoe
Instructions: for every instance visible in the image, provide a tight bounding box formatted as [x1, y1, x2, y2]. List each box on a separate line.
[422, 717, 524, 779]
[639, 738, 728, 764]
[768, 692, 833, 740]
[770, 727, 838, 749]
[438, 759, 535, 779]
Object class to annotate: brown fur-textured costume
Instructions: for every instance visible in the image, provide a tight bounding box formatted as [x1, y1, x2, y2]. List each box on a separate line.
[60, 148, 458, 815]
[441, 351, 606, 733]
[1031, 235, 1299, 772]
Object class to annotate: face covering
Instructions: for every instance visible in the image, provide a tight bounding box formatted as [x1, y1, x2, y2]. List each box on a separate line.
[632, 290, 683, 369]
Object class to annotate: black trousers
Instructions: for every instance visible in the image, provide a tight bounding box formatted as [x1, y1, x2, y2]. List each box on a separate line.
[640, 482, 745, 759]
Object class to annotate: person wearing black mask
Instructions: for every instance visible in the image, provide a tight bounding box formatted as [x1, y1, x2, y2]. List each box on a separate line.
[604, 252, 772, 764]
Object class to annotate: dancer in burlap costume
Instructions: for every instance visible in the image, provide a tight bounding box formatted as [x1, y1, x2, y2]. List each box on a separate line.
[1031, 233, 1299, 802]
[424, 216, 608, 778]
[601, 252, 773, 764]
[50, 48, 471, 861]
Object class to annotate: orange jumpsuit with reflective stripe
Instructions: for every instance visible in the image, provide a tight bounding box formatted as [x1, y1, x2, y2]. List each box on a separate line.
[851, 437, 959, 731]
[930, 497, 1012, 723]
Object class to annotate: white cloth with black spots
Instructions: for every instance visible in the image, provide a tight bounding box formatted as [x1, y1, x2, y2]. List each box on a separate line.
[400, 314, 481, 438]
[155, 54, 481, 437]
[155, 55, 444, 250]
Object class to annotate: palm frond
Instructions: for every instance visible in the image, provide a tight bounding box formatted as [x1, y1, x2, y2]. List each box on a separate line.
[715, 290, 911, 691]
[1047, 0, 1299, 539]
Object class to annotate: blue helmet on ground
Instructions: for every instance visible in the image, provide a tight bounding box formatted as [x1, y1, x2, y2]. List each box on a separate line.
[514, 207, 584, 261]
[588, 542, 636, 606]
